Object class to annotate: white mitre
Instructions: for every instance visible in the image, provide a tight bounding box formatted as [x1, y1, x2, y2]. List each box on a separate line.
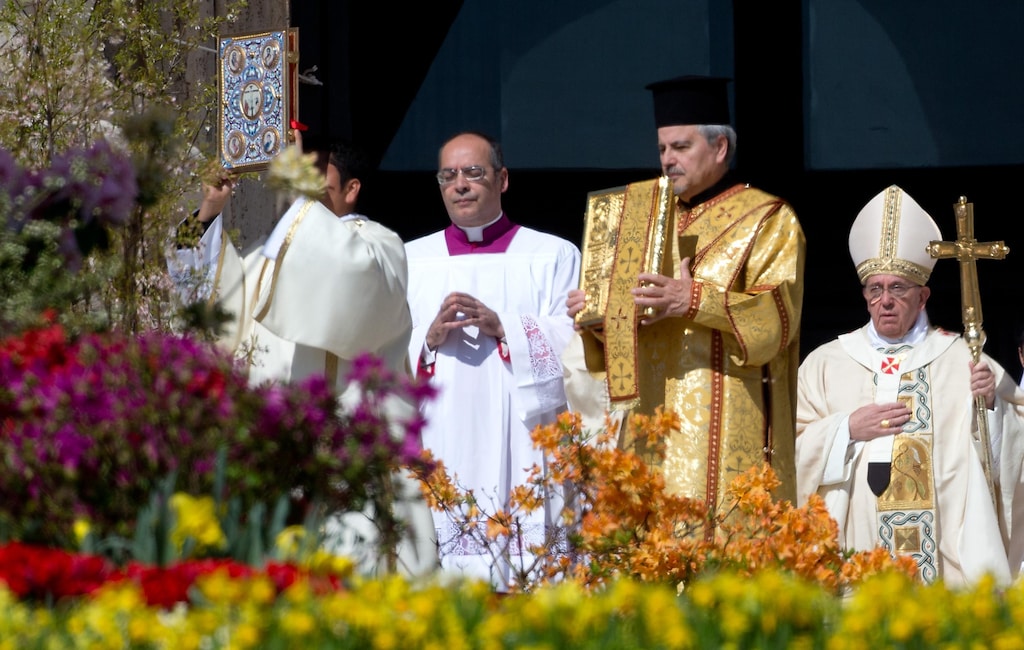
[848, 185, 942, 286]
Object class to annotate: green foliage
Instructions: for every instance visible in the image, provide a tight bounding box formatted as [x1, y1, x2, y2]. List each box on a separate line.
[129, 473, 180, 567]
[218, 493, 291, 567]
[0, 219, 112, 333]
[83, 450, 328, 569]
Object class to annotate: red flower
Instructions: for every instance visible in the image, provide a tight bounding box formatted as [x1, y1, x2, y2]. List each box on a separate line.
[0, 542, 114, 601]
[0, 323, 71, 371]
[264, 561, 301, 592]
[120, 559, 244, 608]
[185, 368, 226, 400]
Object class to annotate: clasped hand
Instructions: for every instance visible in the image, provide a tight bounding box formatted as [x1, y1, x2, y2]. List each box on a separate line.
[969, 360, 996, 409]
[426, 291, 504, 350]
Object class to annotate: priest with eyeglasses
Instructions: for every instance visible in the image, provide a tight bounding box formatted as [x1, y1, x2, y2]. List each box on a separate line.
[404, 131, 581, 590]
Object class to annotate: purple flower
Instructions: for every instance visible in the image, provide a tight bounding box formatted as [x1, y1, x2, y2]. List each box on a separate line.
[75, 140, 138, 226]
[51, 425, 93, 473]
[41, 141, 138, 226]
[0, 325, 437, 549]
[0, 148, 27, 203]
[2, 140, 139, 269]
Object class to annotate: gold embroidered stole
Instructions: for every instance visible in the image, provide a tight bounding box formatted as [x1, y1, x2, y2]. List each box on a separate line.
[576, 177, 674, 408]
[254, 199, 316, 322]
[249, 199, 340, 387]
[875, 353, 938, 584]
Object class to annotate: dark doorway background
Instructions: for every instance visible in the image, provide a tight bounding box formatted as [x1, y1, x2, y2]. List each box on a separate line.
[291, 1, 1024, 379]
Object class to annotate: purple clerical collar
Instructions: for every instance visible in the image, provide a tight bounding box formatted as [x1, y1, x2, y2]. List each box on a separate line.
[444, 213, 521, 255]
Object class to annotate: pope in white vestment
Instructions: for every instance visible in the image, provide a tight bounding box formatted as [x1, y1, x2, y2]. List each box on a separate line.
[407, 131, 581, 589]
[795, 185, 1024, 587]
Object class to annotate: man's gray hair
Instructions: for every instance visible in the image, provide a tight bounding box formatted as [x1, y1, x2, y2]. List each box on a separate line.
[697, 124, 737, 165]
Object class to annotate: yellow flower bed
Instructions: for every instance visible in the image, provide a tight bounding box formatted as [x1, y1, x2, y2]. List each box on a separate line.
[1, 569, 1022, 648]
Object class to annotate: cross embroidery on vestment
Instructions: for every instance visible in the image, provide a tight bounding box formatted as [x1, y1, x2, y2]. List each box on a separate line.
[880, 356, 900, 374]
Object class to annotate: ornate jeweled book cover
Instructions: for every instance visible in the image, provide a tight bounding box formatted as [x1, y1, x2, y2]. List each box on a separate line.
[218, 28, 298, 172]
[575, 176, 675, 330]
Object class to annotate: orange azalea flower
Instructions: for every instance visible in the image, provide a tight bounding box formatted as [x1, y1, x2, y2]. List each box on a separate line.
[509, 484, 543, 513]
[417, 404, 916, 594]
[485, 512, 513, 540]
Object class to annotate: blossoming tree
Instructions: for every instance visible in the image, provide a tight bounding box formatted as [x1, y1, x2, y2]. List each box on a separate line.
[0, 0, 246, 334]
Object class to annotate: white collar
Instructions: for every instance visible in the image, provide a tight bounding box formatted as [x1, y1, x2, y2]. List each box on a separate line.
[866, 311, 930, 348]
[458, 213, 503, 242]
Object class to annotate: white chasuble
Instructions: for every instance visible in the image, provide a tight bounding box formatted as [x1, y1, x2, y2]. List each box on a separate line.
[170, 199, 411, 390]
[255, 199, 413, 388]
[796, 324, 1024, 587]
[168, 199, 436, 578]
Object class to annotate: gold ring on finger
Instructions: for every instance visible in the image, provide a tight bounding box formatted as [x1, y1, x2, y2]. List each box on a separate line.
[880, 418, 890, 429]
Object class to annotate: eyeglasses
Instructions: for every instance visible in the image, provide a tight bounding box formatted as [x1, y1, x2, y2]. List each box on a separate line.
[864, 282, 918, 300]
[436, 166, 489, 185]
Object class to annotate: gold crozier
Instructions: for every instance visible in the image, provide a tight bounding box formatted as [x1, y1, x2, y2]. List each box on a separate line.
[926, 195, 1009, 507]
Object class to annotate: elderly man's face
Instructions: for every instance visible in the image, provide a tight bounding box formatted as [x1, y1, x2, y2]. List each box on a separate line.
[862, 274, 930, 340]
[656, 124, 728, 202]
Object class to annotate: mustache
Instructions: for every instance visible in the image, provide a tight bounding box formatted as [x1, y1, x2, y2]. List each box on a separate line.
[665, 167, 685, 175]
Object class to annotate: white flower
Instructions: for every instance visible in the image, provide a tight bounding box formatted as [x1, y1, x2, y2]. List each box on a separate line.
[267, 145, 325, 199]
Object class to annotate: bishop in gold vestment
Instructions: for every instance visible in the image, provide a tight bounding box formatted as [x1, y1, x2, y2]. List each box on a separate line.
[564, 76, 805, 512]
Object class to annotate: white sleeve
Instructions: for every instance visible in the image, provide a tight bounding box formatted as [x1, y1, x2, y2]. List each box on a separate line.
[822, 415, 859, 486]
[504, 242, 581, 419]
[254, 199, 412, 370]
[166, 214, 224, 303]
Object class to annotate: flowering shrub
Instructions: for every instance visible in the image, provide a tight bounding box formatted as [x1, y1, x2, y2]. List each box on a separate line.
[0, 316, 1009, 649]
[0, 136, 138, 231]
[0, 322, 433, 553]
[265, 144, 326, 198]
[0, 140, 142, 334]
[423, 409, 918, 593]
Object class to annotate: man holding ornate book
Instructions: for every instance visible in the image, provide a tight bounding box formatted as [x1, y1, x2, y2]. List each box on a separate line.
[564, 75, 806, 513]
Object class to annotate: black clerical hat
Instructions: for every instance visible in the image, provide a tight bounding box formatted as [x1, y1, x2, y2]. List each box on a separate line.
[645, 75, 731, 127]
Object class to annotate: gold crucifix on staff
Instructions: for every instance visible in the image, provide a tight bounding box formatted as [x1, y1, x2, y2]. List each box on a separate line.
[926, 195, 1010, 506]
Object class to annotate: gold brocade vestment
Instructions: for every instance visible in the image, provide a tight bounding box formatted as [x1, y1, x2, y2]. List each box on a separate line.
[579, 183, 805, 511]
